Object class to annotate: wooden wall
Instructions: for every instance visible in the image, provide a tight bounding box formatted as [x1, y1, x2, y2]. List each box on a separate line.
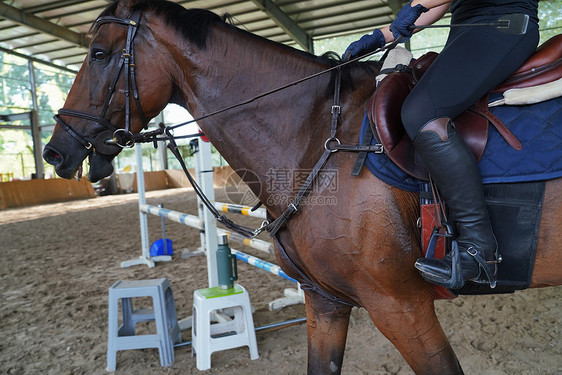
[0, 166, 237, 209]
[0, 178, 96, 209]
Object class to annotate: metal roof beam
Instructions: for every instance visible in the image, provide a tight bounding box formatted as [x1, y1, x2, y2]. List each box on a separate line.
[23, 0, 86, 14]
[0, 46, 78, 74]
[0, 31, 40, 43]
[0, 2, 89, 49]
[249, 0, 313, 52]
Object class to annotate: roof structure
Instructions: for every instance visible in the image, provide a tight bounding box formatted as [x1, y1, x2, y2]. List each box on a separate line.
[0, 0, 403, 71]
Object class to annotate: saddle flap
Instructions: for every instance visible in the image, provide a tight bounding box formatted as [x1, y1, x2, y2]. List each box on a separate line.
[368, 71, 488, 181]
[368, 72, 429, 180]
[368, 72, 412, 151]
[453, 109, 489, 160]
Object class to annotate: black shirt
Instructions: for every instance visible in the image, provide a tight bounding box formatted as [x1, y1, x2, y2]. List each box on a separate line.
[450, 0, 539, 24]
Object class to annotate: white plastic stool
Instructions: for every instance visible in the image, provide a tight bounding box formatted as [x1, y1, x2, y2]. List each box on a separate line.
[106, 278, 181, 371]
[192, 284, 259, 370]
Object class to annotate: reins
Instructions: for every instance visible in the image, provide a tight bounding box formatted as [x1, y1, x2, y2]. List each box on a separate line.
[57, 8, 401, 239]
[136, 38, 403, 138]
[166, 136, 258, 238]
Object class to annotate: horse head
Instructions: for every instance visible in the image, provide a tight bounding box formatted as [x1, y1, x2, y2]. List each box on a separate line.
[43, 0, 176, 182]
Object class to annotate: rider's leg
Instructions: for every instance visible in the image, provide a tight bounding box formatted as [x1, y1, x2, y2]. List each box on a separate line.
[411, 117, 498, 288]
[401, 17, 538, 288]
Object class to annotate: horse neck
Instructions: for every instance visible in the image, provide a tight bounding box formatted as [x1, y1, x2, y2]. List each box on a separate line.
[170, 25, 339, 200]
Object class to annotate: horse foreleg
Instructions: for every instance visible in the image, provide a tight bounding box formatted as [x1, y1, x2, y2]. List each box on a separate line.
[304, 289, 353, 375]
[367, 296, 464, 375]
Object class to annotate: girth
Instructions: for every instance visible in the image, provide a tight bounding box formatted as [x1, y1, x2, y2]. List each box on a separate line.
[368, 34, 562, 181]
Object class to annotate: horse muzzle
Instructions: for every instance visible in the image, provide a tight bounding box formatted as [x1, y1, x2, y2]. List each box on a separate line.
[44, 143, 117, 182]
[43, 142, 90, 180]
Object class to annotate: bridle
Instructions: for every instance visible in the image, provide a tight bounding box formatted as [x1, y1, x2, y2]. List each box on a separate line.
[53, 9, 147, 156]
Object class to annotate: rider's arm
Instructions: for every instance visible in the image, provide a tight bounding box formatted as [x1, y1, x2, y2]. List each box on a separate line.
[380, 2, 451, 43]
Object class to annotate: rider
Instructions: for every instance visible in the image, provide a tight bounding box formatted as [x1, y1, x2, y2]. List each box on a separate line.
[344, 0, 539, 289]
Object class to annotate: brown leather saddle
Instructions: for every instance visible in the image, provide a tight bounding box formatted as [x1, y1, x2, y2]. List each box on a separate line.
[368, 34, 562, 180]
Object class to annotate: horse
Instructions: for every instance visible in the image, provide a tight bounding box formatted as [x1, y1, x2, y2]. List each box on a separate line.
[42, 1, 562, 373]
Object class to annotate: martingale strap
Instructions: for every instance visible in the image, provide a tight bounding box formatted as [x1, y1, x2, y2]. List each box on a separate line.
[161, 68, 384, 239]
[265, 69, 383, 236]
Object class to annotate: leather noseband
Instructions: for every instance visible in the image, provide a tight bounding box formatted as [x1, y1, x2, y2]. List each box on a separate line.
[54, 9, 148, 156]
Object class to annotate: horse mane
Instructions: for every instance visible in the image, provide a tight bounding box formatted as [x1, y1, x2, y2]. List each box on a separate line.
[97, 0, 380, 94]
[95, 1, 222, 49]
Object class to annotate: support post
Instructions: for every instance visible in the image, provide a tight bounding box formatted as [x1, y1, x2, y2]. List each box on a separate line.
[198, 138, 219, 287]
[29, 110, 44, 179]
[181, 139, 206, 259]
[155, 113, 168, 170]
[121, 143, 171, 268]
[28, 61, 44, 179]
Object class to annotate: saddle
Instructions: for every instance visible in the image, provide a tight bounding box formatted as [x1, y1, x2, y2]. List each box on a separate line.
[368, 34, 562, 180]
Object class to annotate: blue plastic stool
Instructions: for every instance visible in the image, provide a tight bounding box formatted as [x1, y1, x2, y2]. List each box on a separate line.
[106, 278, 181, 371]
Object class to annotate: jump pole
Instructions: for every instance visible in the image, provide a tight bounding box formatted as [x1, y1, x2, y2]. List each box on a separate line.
[213, 202, 267, 220]
[138, 204, 273, 253]
[230, 248, 304, 311]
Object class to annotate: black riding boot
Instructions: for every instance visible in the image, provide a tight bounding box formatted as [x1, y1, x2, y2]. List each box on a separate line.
[413, 118, 499, 289]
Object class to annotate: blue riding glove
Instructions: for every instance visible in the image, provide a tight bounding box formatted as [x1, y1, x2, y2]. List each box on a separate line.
[343, 29, 386, 60]
[390, 1, 429, 41]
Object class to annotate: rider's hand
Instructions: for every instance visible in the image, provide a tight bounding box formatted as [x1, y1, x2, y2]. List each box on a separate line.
[343, 29, 385, 60]
[390, 1, 429, 41]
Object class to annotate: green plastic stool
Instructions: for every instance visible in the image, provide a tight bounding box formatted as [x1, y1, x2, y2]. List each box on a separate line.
[192, 284, 259, 370]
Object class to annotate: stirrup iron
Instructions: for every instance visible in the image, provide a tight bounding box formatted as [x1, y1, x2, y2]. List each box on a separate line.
[442, 239, 464, 289]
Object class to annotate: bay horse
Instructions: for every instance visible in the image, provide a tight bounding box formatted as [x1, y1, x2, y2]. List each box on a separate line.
[42, 1, 561, 373]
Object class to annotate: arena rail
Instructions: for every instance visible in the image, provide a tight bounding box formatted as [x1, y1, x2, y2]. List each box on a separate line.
[230, 248, 296, 283]
[213, 202, 267, 219]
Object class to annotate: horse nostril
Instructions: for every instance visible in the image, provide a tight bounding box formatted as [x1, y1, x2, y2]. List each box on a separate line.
[43, 147, 63, 166]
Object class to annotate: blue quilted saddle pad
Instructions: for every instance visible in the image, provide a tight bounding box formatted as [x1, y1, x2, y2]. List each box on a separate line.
[359, 96, 562, 192]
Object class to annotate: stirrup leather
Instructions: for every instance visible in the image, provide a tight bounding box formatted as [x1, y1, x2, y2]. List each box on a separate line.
[465, 246, 502, 289]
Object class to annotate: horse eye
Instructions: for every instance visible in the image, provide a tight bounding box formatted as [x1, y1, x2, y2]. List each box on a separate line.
[92, 51, 106, 61]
